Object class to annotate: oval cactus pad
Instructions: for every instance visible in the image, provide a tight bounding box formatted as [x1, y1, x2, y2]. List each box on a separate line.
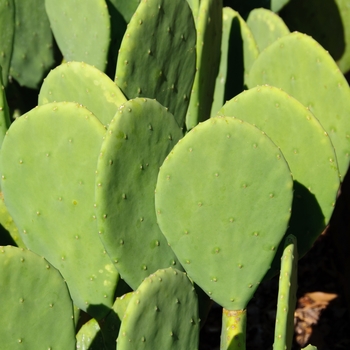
[246, 32, 350, 179]
[95, 98, 183, 289]
[39, 61, 126, 126]
[117, 268, 199, 350]
[115, 0, 196, 128]
[155, 117, 293, 310]
[0, 102, 119, 319]
[217, 86, 340, 259]
[0, 246, 75, 349]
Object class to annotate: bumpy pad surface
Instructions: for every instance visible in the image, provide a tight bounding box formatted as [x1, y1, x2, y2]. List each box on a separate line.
[0, 102, 119, 319]
[247, 32, 350, 179]
[246, 8, 290, 52]
[39, 61, 126, 126]
[217, 86, 340, 258]
[115, 0, 196, 128]
[117, 268, 199, 350]
[155, 116, 293, 310]
[0, 246, 75, 349]
[45, 0, 110, 72]
[96, 98, 183, 289]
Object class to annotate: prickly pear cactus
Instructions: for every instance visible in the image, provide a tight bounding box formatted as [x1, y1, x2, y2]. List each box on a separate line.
[10, 0, 55, 88]
[0, 67, 11, 150]
[117, 268, 199, 350]
[95, 98, 183, 289]
[0, 245, 76, 349]
[155, 116, 293, 311]
[246, 8, 290, 52]
[273, 235, 298, 350]
[0, 0, 15, 86]
[39, 61, 127, 126]
[216, 85, 340, 261]
[185, 0, 222, 130]
[246, 32, 350, 179]
[76, 318, 105, 350]
[115, 0, 196, 128]
[0, 102, 119, 319]
[211, 7, 259, 117]
[0, 192, 24, 247]
[45, 0, 111, 72]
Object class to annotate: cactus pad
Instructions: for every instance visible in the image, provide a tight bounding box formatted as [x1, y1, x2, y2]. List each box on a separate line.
[115, 0, 196, 128]
[246, 32, 350, 179]
[155, 116, 293, 310]
[185, 0, 222, 129]
[246, 8, 290, 52]
[39, 61, 126, 126]
[0, 102, 119, 319]
[273, 235, 298, 350]
[117, 268, 199, 350]
[95, 98, 183, 289]
[10, 0, 55, 88]
[217, 85, 340, 259]
[0, 246, 75, 349]
[45, 0, 111, 72]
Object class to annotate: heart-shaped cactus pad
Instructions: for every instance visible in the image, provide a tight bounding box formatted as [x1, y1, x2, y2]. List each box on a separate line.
[155, 116, 293, 310]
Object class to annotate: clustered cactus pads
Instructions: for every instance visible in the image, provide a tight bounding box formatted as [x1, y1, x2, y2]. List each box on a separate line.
[1, 0, 347, 349]
[246, 32, 350, 179]
[95, 98, 183, 290]
[217, 85, 340, 262]
[0, 102, 119, 319]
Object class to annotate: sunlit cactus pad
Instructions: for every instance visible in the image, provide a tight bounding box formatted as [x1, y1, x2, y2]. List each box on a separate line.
[0, 246, 75, 349]
[155, 116, 293, 310]
[217, 85, 340, 259]
[95, 98, 183, 289]
[117, 268, 199, 350]
[39, 61, 126, 126]
[0, 102, 119, 319]
[115, 0, 196, 128]
[246, 31, 350, 179]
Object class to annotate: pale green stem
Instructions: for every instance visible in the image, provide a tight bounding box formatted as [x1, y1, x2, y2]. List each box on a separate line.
[220, 308, 247, 350]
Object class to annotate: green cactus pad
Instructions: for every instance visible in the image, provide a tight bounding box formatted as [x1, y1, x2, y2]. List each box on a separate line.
[0, 192, 24, 248]
[0, 0, 15, 86]
[95, 98, 183, 289]
[100, 291, 134, 349]
[10, 0, 55, 88]
[273, 235, 298, 350]
[186, 0, 200, 23]
[45, 0, 110, 72]
[185, 0, 222, 130]
[0, 246, 75, 349]
[211, 7, 259, 117]
[117, 268, 199, 350]
[0, 102, 119, 319]
[335, 0, 350, 73]
[246, 32, 350, 179]
[76, 318, 105, 350]
[115, 0, 196, 129]
[0, 66, 11, 150]
[39, 61, 126, 126]
[155, 116, 293, 310]
[216, 86, 340, 259]
[246, 8, 290, 52]
[271, 0, 290, 12]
